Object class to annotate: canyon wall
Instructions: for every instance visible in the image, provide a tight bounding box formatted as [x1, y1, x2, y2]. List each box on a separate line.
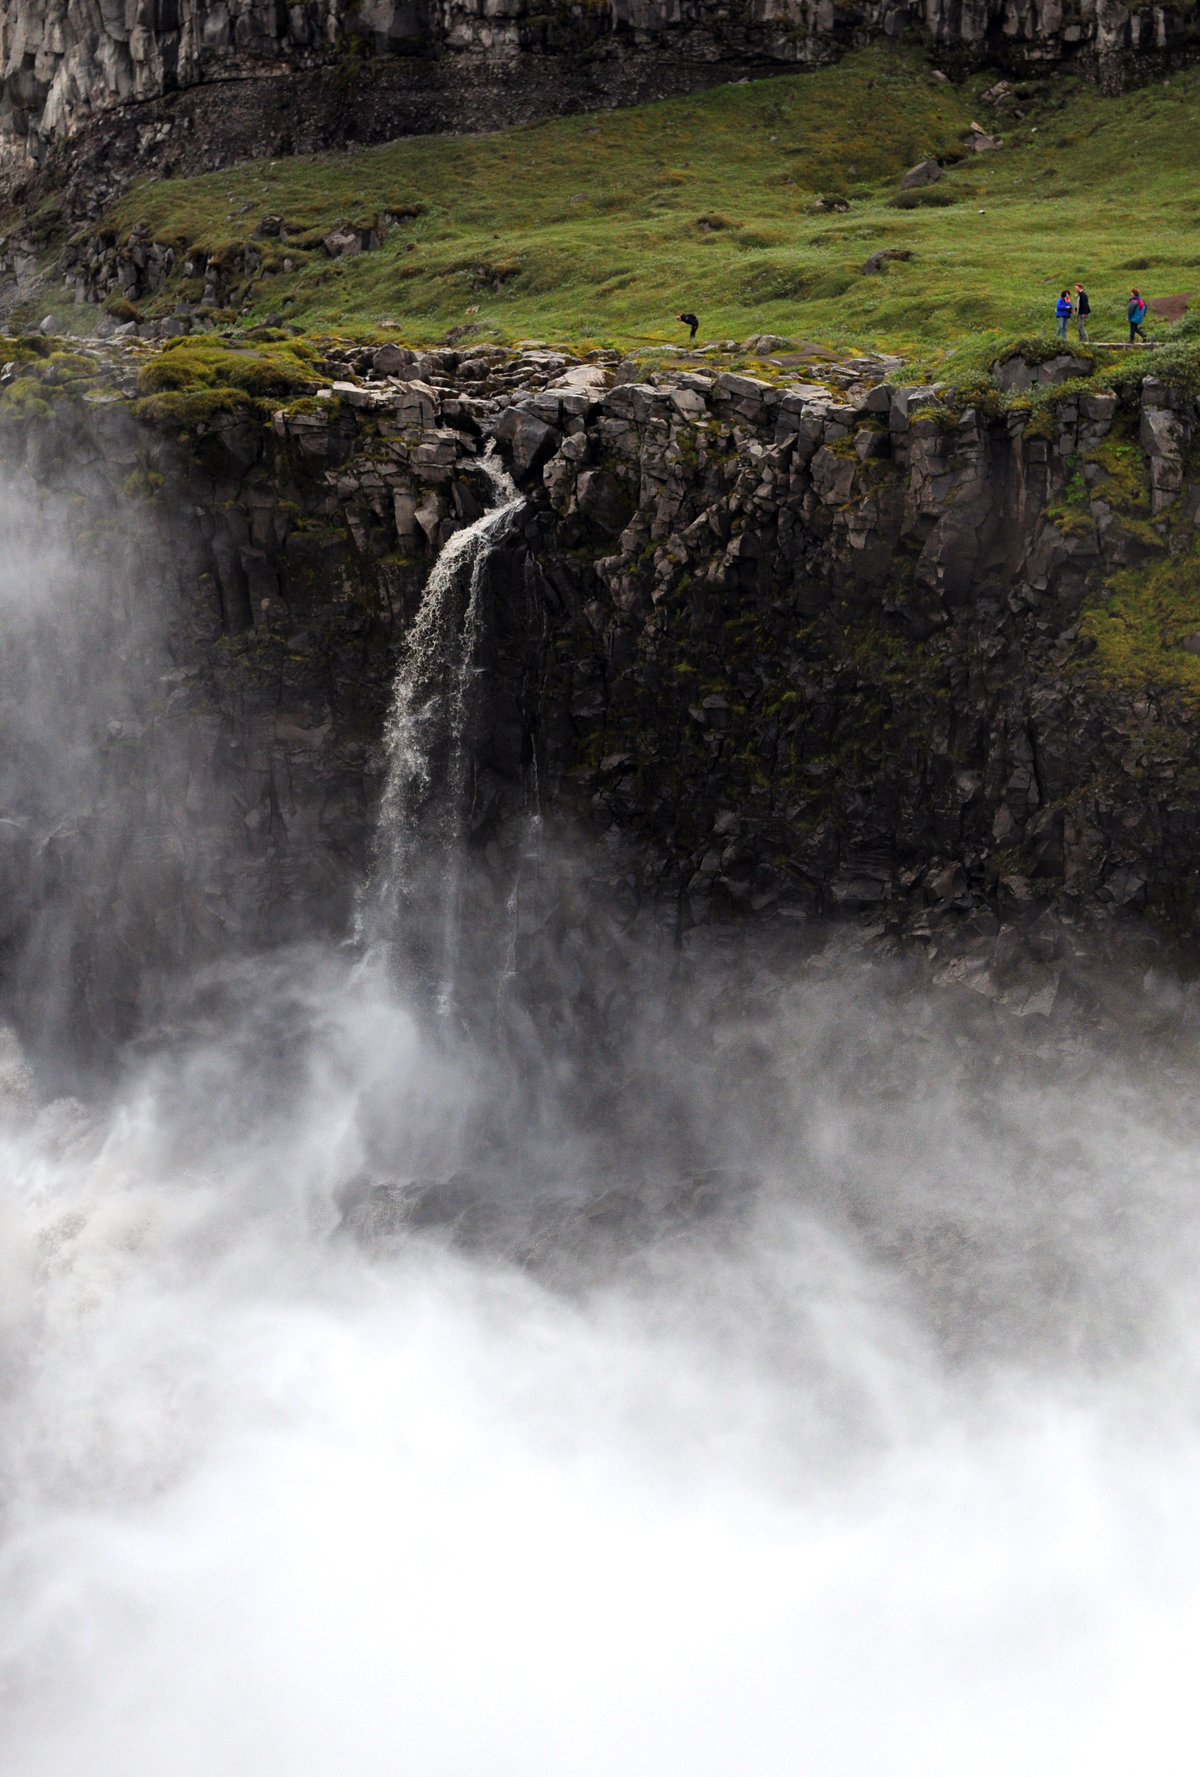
[2, 0, 1197, 200]
[1, 332, 1198, 1053]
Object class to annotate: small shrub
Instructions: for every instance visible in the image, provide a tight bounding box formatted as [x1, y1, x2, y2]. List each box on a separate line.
[734, 228, 787, 250]
[887, 189, 957, 210]
[104, 296, 139, 321]
[1102, 339, 1200, 398]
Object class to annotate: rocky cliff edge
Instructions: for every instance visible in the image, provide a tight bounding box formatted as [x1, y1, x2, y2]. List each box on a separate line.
[2, 327, 1200, 1044]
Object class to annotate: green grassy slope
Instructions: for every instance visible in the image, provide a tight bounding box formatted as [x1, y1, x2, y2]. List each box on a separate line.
[57, 41, 1200, 354]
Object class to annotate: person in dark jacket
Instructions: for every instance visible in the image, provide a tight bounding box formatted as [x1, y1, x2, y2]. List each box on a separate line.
[677, 311, 700, 341]
[1074, 283, 1090, 343]
[1128, 288, 1148, 344]
[1055, 290, 1073, 340]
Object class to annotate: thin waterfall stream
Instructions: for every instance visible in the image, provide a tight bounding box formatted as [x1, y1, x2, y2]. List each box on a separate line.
[368, 453, 522, 1019]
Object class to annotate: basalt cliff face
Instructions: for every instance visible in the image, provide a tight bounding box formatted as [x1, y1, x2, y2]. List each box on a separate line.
[2, 334, 1199, 1053]
[1, 0, 1195, 202]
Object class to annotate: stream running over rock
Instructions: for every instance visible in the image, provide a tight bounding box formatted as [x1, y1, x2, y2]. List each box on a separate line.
[369, 454, 522, 1021]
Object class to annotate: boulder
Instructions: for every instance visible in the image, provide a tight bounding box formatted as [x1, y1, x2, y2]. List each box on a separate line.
[712, 371, 773, 425]
[575, 468, 627, 533]
[493, 406, 558, 481]
[414, 491, 444, 545]
[714, 372, 773, 403]
[323, 224, 374, 258]
[862, 248, 914, 275]
[1081, 392, 1118, 421]
[331, 380, 374, 408]
[901, 159, 941, 190]
[1140, 400, 1186, 512]
[547, 364, 609, 395]
[374, 344, 417, 377]
[888, 385, 938, 430]
[409, 429, 462, 481]
[1037, 354, 1091, 386]
[393, 491, 420, 540]
[394, 380, 440, 427]
[992, 354, 1090, 393]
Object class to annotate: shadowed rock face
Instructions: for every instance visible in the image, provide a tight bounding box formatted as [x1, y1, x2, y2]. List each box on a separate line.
[1, 0, 1196, 202]
[1, 333, 1199, 1055]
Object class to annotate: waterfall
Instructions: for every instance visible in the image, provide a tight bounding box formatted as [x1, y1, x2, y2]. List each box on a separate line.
[369, 453, 522, 1020]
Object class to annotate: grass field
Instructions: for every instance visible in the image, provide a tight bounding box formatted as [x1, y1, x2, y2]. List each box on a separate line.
[60, 39, 1200, 359]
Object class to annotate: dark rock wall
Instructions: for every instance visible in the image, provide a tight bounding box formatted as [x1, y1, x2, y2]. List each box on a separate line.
[2, 339, 1199, 1053]
[507, 364, 1200, 946]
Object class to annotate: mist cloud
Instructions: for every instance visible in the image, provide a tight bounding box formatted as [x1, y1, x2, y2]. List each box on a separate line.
[0, 944, 1199, 1775]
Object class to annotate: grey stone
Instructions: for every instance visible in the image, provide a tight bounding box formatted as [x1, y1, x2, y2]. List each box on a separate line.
[1081, 392, 1118, 421]
[395, 381, 440, 427]
[323, 225, 370, 258]
[374, 345, 417, 377]
[901, 159, 942, 189]
[1038, 355, 1091, 387]
[493, 406, 558, 481]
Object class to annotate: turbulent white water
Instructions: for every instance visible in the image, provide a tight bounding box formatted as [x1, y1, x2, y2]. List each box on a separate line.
[1, 945, 1200, 1773]
[1, 481, 1200, 1773]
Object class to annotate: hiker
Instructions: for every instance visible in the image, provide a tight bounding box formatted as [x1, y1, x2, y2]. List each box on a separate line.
[1055, 289, 1073, 340]
[1128, 288, 1148, 344]
[1074, 282, 1090, 343]
[677, 311, 699, 341]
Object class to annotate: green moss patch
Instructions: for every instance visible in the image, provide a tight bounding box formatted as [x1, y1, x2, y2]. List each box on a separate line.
[1082, 544, 1200, 700]
[1083, 426, 1152, 515]
[137, 339, 318, 401]
[131, 389, 258, 427]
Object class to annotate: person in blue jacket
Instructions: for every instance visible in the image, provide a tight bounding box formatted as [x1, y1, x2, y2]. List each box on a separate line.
[1055, 289, 1073, 339]
[1128, 288, 1148, 344]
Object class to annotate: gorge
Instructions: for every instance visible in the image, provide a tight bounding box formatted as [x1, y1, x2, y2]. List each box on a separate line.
[2, 338, 1200, 1765]
[0, 304, 1200, 1769]
[1, 0, 1200, 1751]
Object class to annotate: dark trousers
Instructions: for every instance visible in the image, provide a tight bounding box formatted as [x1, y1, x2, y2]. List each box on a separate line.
[1130, 320, 1146, 342]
